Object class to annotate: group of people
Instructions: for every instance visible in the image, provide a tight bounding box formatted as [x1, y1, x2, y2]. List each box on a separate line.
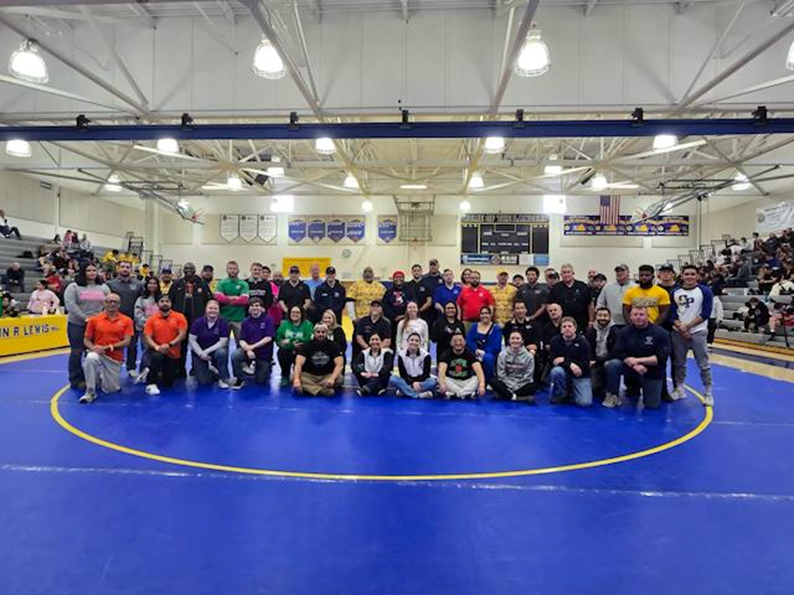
[67, 257, 715, 410]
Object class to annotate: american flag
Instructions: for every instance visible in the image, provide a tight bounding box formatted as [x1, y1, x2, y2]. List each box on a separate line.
[599, 195, 620, 226]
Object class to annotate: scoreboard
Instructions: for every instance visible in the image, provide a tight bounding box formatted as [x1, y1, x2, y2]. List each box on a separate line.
[461, 214, 549, 265]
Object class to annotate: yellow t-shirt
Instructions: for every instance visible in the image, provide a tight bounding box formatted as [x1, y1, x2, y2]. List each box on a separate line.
[490, 284, 517, 325]
[347, 280, 386, 319]
[622, 285, 671, 323]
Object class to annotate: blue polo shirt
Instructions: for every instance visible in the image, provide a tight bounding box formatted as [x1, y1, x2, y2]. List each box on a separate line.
[190, 316, 231, 350]
[434, 284, 462, 309]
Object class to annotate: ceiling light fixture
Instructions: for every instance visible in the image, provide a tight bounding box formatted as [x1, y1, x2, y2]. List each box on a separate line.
[315, 137, 336, 155]
[343, 173, 359, 189]
[252, 38, 286, 80]
[459, 200, 472, 213]
[9, 39, 48, 84]
[5, 139, 31, 158]
[227, 173, 243, 191]
[266, 155, 285, 178]
[468, 171, 485, 189]
[361, 199, 373, 213]
[270, 194, 294, 213]
[544, 154, 563, 176]
[787, 39, 794, 71]
[653, 134, 678, 150]
[515, 27, 550, 78]
[400, 183, 427, 190]
[542, 194, 567, 215]
[105, 174, 123, 193]
[591, 172, 609, 191]
[483, 136, 506, 154]
[732, 172, 752, 191]
[156, 138, 179, 154]
[178, 199, 190, 208]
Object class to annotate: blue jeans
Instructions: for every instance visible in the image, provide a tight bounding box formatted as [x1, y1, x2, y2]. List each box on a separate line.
[231, 348, 272, 385]
[549, 366, 592, 407]
[388, 375, 438, 398]
[480, 352, 496, 382]
[192, 348, 230, 385]
[67, 322, 86, 386]
[604, 359, 664, 409]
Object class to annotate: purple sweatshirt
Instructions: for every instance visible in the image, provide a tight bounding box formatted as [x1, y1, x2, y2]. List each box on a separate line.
[240, 313, 275, 360]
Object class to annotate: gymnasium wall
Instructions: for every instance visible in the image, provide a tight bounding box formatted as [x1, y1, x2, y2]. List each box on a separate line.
[159, 194, 700, 278]
[0, 170, 145, 248]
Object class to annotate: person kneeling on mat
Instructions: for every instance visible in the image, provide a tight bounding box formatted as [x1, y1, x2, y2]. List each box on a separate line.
[231, 298, 275, 389]
[491, 330, 536, 404]
[548, 317, 592, 407]
[189, 299, 231, 388]
[353, 333, 394, 396]
[437, 332, 486, 400]
[293, 323, 344, 397]
[80, 293, 134, 403]
[137, 295, 188, 396]
[603, 305, 672, 410]
[389, 331, 437, 399]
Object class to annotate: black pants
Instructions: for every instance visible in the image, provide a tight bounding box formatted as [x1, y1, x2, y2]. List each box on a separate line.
[143, 349, 180, 388]
[277, 348, 297, 378]
[707, 319, 718, 344]
[490, 378, 536, 400]
[354, 372, 389, 394]
[0, 226, 21, 239]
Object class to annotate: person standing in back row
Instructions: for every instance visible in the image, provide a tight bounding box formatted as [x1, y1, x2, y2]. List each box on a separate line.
[549, 263, 594, 332]
[515, 266, 548, 322]
[214, 261, 249, 342]
[347, 266, 386, 322]
[596, 263, 635, 327]
[490, 270, 517, 326]
[313, 266, 346, 323]
[64, 263, 110, 389]
[622, 264, 670, 326]
[457, 270, 494, 330]
[107, 261, 144, 376]
[169, 261, 211, 378]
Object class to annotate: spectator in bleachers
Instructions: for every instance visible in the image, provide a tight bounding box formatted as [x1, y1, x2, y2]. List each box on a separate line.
[45, 266, 63, 296]
[708, 290, 724, 349]
[27, 279, 60, 315]
[0, 211, 22, 240]
[1, 291, 20, 317]
[79, 234, 93, 258]
[5, 262, 24, 293]
[769, 276, 794, 299]
[742, 297, 770, 332]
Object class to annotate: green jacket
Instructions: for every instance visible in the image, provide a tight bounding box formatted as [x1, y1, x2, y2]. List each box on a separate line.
[276, 319, 314, 351]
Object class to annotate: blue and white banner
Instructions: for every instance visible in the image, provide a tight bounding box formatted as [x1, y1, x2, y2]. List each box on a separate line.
[326, 218, 346, 243]
[757, 201, 794, 234]
[307, 218, 327, 243]
[346, 217, 366, 243]
[378, 216, 398, 243]
[288, 217, 307, 243]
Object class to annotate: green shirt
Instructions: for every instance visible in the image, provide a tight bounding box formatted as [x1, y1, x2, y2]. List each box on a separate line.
[215, 277, 250, 323]
[276, 319, 314, 351]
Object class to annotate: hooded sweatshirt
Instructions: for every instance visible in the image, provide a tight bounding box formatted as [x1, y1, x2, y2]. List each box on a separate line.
[397, 347, 432, 383]
[496, 347, 535, 391]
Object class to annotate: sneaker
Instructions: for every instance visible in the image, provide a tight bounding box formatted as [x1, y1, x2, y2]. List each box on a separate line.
[242, 364, 255, 376]
[418, 391, 434, 399]
[703, 389, 714, 407]
[602, 393, 618, 408]
[670, 387, 686, 401]
[377, 389, 386, 396]
[145, 384, 160, 396]
[355, 388, 364, 397]
[78, 391, 96, 404]
[550, 394, 567, 405]
[231, 379, 245, 390]
[134, 368, 149, 385]
[127, 369, 139, 380]
[462, 392, 476, 400]
[510, 393, 518, 401]
[218, 379, 230, 389]
[444, 391, 455, 400]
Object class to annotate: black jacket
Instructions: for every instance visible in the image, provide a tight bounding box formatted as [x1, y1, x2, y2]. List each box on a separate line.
[168, 276, 211, 322]
[314, 281, 347, 321]
[585, 325, 621, 364]
[549, 334, 592, 378]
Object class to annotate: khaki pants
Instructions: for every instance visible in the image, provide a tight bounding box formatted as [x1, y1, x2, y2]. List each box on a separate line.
[445, 376, 479, 397]
[83, 352, 122, 395]
[300, 372, 342, 396]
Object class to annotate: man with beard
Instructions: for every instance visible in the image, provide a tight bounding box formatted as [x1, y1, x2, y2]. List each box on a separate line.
[405, 264, 431, 320]
[245, 262, 274, 314]
[107, 260, 144, 376]
[214, 261, 250, 342]
[293, 323, 345, 396]
[622, 264, 671, 325]
[456, 271, 494, 329]
[313, 266, 346, 323]
[419, 258, 444, 325]
[278, 265, 312, 316]
[656, 264, 679, 401]
[352, 299, 392, 362]
[201, 264, 217, 292]
[137, 295, 188, 396]
[586, 307, 621, 405]
[383, 270, 409, 338]
[515, 266, 548, 322]
[549, 263, 594, 332]
[168, 261, 211, 377]
[346, 266, 386, 322]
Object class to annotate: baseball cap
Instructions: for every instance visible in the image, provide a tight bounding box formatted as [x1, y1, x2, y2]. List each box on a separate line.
[614, 263, 629, 271]
[325, 266, 336, 274]
[370, 299, 383, 307]
[594, 273, 607, 282]
[161, 267, 172, 274]
[202, 264, 214, 272]
[289, 265, 300, 274]
[497, 270, 509, 276]
[429, 258, 439, 266]
[393, 270, 405, 278]
[659, 264, 675, 273]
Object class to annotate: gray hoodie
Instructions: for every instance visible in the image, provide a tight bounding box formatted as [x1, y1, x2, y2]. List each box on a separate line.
[496, 347, 535, 391]
[63, 281, 110, 326]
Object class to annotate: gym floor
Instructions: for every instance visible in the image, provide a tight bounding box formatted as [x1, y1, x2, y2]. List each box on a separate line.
[1, 350, 792, 594]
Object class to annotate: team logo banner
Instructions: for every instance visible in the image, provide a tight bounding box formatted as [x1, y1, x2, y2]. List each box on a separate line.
[563, 215, 690, 236]
[346, 217, 365, 243]
[307, 218, 327, 243]
[288, 217, 308, 243]
[326, 218, 346, 243]
[378, 216, 398, 243]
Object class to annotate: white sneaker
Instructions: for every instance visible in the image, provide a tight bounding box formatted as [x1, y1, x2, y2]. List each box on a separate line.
[703, 389, 714, 407]
[78, 391, 96, 404]
[145, 384, 160, 396]
[218, 379, 230, 389]
[670, 387, 686, 401]
[127, 369, 139, 380]
[602, 393, 618, 408]
[418, 391, 434, 399]
[133, 368, 149, 385]
[242, 364, 255, 376]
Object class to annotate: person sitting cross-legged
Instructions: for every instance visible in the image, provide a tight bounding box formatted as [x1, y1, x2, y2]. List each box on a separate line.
[188, 299, 231, 388]
[603, 305, 672, 410]
[437, 331, 486, 400]
[490, 330, 536, 404]
[389, 331, 437, 399]
[137, 295, 188, 396]
[80, 293, 134, 403]
[352, 333, 394, 397]
[293, 323, 345, 397]
[230, 297, 275, 389]
[548, 317, 593, 407]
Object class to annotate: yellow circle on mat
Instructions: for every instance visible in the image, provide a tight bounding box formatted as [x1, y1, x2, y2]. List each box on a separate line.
[50, 383, 713, 482]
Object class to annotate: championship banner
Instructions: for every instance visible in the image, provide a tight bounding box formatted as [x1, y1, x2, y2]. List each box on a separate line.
[257, 215, 277, 243]
[288, 217, 308, 243]
[377, 216, 398, 243]
[282, 257, 333, 277]
[0, 314, 69, 357]
[327, 218, 346, 243]
[239, 215, 258, 242]
[307, 218, 327, 243]
[220, 215, 240, 242]
[346, 217, 366, 243]
[563, 215, 690, 236]
[756, 202, 794, 234]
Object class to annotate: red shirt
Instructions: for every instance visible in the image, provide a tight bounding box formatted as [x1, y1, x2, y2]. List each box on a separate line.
[85, 312, 134, 363]
[457, 285, 495, 322]
[144, 311, 188, 359]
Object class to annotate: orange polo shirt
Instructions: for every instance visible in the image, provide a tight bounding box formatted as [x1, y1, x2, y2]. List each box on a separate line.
[144, 310, 188, 359]
[85, 312, 134, 363]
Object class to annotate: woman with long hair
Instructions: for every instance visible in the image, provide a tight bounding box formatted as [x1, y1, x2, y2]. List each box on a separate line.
[465, 305, 502, 382]
[431, 301, 466, 355]
[321, 309, 347, 359]
[395, 301, 429, 351]
[389, 332, 436, 399]
[352, 333, 393, 396]
[63, 262, 110, 388]
[276, 305, 314, 387]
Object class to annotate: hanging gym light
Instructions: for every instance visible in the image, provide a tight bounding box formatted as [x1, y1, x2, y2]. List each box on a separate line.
[361, 199, 373, 213]
[515, 27, 550, 78]
[343, 173, 359, 189]
[653, 134, 678, 150]
[591, 172, 609, 191]
[544, 154, 563, 175]
[227, 173, 243, 191]
[542, 195, 567, 215]
[315, 137, 336, 155]
[266, 155, 285, 178]
[105, 174, 123, 192]
[252, 38, 286, 80]
[5, 139, 31, 158]
[787, 39, 794, 71]
[483, 136, 506, 154]
[459, 200, 472, 213]
[9, 39, 48, 84]
[156, 138, 179, 154]
[468, 171, 485, 189]
[732, 172, 752, 191]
